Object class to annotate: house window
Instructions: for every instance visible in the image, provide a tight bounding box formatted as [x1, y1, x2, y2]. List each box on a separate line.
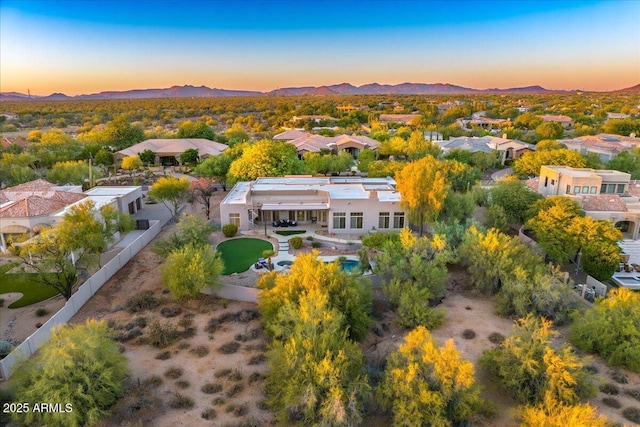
[617, 184, 625, 194]
[229, 213, 240, 227]
[566, 185, 571, 194]
[350, 212, 363, 229]
[551, 179, 555, 186]
[574, 186, 580, 194]
[590, 186, 597, 194]
[608, 184, 616, 193]
[544, 177, 548, 187]
[379, 212, 390, 229]
[582, 186, 589, 194]
[393, 212, 405, 228]
[333, 212, 346, 229]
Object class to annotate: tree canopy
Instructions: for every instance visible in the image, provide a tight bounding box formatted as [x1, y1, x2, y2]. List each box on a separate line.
[490, 176, 541, 224]
[161, 243, 223, 301]
[228, 139, 304, 183]
[513, 149, 586, 177]
[147, 175, 190, 221]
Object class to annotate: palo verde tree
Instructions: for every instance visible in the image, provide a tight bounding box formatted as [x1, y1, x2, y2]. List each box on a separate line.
[481, 314, 596, 406]
[138, 148, 156, 166]
[394, 155, 450, 235]
[10, 319, 129, 427]
[490, 176, 542, 225]
[189, 177, 217, 219]
[147, 175, 190, 221]
[46, 160, 101, 185]
[120, 155, 143, 176]
[152, 214, 213, 259]
[227, 139, 305, 183]
[194, 153, 233, 190]
[378, 326, 483, 427]
[570, 288, 640, 372]
[161, 243, 224, 301]
[177, 120, 215, 140]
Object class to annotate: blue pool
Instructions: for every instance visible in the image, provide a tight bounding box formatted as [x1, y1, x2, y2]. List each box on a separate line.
[277, 259, 360, 272]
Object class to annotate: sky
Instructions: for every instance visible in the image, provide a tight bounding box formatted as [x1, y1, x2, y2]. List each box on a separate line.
[1, 0, 639, 96]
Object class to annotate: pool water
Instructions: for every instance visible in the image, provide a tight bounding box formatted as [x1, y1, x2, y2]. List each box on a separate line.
[277, 260, 293, 267]
[276, 259, 360, 272]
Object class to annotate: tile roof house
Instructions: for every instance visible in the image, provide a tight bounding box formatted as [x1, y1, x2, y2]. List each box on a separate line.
[273, 132, 379, 158]
[558, 133, 640, 162]
[0, 179, 144, 252]
[539, 114, 573, 128]
[378, 114, 421, 124]
[114, 138, 228, 166]
[220, 176, 407, 235]
[536, 166, 640, 240]
[435, 135, 535, 164]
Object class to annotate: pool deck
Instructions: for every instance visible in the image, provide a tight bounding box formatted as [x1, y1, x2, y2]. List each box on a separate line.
[611, 271, 640, 290]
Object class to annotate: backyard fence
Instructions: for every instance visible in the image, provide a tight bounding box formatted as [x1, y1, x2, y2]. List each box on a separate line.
[0, 220, 162, 380]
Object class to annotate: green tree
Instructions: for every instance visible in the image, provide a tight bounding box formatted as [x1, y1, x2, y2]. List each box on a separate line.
[46, 160, 100, 185]
[194, 153, 233, 190]
[138, 148, 156, 166]
[327, 151, 354, 174]
[152, 214, 213, 259]
[258, 252, 371, 341]
[513, 149, 586, 177]
[602, 118, 640, 136]
[525, 196, 585, 264]
[484, 204, 509, 233]
[356, 148, 376, 173]
[265, 289, 370, 426]
[94, 148, 114, 166]
[27, 129, 82, 168]
[481, 315, 596, 405]
[569, 216, 621, 281]
[177, 120, 215, 140]
[607, 148, 640, 179]
[147, 175, 190, 221]
[490, 176, 541, 224]
[535, 122, 564, 141]
[517, 395, 610, 427]
[224, 123, 250, 144]
[161, 243, 223, 301]
[10, 319, 129, 427]
[378, 326, 483, 427]
[514, 112, 543, 129]
[104, 115, 145, 150]
[570, 288, 640, 372]
[367, 159, 407, 178]
[228, 139, 304, 183]
[179, 148, 199, 165]
[395, 155, 450, 235]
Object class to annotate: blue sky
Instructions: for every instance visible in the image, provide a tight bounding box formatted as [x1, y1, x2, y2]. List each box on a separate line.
[1, 1, 638, 95]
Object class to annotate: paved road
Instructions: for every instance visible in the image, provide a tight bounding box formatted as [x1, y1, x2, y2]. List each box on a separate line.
[491, 167, 514, 181]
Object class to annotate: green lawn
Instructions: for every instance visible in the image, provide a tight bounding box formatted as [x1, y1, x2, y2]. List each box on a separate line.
[216, 238, 274, 275]
[275, 230, 306, 236]
[0, 263, 61, 308]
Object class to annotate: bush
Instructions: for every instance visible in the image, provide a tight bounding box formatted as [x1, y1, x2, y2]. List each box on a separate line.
[0, 340, 12, 357]
[201, 408, 217, 420]
[462, 329, 477, 339]
[225, 402, 248, 416]
[189, 345, 209, 357]
[599, 383, 619, 395]
[306, 236, 314, 241]
[622, 407, 640, 424]
[602, 397, 621, 408]
[155, 351, 171, 361]
[218, 341, 240, 354]
[214, 368, 232, 378]
[169, 393, 194, 409]
[361, 231, 399, 250]
[225, 383, 244, 398]
[311, 241, 322, 248]
[0, 298, 4, 307]
[222, 223, 238, 238]
[248, 354, 267, 365]
[201, 383, 223, 394]
[229, 369, 243, 381]
[627, 388, 640, 402]
[126, 291, 159, 313]
[176, 380, 190, 389]
[212, 397, 225, 406]
[289, 236, 303, 249]
[149, 320, 180, 348]
[164, 367, 183, 379]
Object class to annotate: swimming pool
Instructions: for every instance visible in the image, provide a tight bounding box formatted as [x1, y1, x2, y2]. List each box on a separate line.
[276, 259, 360, 272]
[611, 275, 640, 290]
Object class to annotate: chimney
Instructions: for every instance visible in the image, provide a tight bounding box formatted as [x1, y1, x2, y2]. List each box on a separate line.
[369, 189, 377, 199]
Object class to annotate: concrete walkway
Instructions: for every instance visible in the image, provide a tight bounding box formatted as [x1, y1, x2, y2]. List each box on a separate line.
[491, 167, 514, 181]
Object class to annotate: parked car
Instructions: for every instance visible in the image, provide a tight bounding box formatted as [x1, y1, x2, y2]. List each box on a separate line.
[272, 219, 297, 227]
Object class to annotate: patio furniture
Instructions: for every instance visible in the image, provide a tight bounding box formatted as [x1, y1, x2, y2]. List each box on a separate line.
[632, 263, 640, 272]
[624, 264, 633, 273]
[273, 219, 297, 227]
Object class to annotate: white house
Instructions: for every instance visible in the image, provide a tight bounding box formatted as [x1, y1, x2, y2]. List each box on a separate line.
[220, 176, 407, 235]
[558, 133, 640, 162]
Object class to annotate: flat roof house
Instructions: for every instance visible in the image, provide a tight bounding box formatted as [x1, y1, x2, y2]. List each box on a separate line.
[220, 176, 407, 235]
[537, 166, 640, 240]
[114, 138, 228, 166]
[0, 179, 143, 252]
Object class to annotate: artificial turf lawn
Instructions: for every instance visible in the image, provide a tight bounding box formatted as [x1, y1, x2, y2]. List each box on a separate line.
[216, 238, 274, 275]
[274, 230, 306, 236]
[0, 263, 61, 308]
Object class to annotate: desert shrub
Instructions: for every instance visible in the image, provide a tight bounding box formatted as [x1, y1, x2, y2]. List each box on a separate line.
[256, 400, 269, 411]
[201, 408, 217, 420]
[225, 402, 248, 416]
[155, 351, 171, 360]
[35, 308, 48, 317]
[306, 236, 314, 241]
[234, 328, 261, 342]
[161, 243, 224, 301]
[229, 369, 243, 381]
[623, 407, 640, 424]
[201, 383, 223, 394]
[160, 306, 182, 318]
[611, 371, 629, 384]
[177, 341, 190, 350]
[311, 241, 322, 248]
[132, 317, 147, 328]
[361, 231, 399, 249]
[222, 223, 238, 238]
[599, 383, 619, 395]
[248, 354, 267, 365]
[126, 291, 159, 313]
[212, 397, 226, 406]
[488, 332, 506, 345]
[164, 367, 183, 379]
[214, 368, 232, 378]
[602, 397, 621, 408]
[249, 372, 264, 384]
[0, 298, 4, 307]
[462, 329, 477, 339]
[289, 236, 303, 249]
[0, 340, 12, 357]
[218, 341, 240, 354]
[627, 388, 640, 402]
[148, 320, 180, 348]
[119, 326, 143, 342]
[169, 393, 194, 409]
[189, 345, 209, 357]
[176, 380, 190, 389]
[141, 376, 163, 389]
[225, 383, 244, 398]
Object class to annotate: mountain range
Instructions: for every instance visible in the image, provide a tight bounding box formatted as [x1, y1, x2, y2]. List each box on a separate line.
[1, 82, 638, 101]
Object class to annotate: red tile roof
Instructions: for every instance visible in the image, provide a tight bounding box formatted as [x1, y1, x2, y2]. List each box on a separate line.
[580, 195, 627, 212]
[0, 192, 86, 218]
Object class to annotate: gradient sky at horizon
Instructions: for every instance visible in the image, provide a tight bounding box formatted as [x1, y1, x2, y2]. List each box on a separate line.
[1, 0, 639, 96]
